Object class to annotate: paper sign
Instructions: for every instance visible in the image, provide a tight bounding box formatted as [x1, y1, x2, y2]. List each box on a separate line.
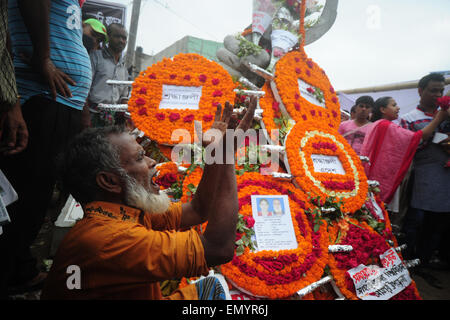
[0, 195, 11, 226]
[251, 195, 298, 251]
[311, 154, 346, 175]
[0, 170, 18, 207]
[298, 79, 326, 108]
[54, 195, 84, 228]
[432, 132, 448, 144]
[271, 29, 299, 52]
[159, 85, 203, 110]
[347, 248, 411, 300]
[252, 10, 273, 35]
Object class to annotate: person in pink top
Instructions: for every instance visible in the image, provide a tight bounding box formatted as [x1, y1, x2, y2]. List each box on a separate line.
[360, 96, 448, 204]
[338, 96, 374, 155]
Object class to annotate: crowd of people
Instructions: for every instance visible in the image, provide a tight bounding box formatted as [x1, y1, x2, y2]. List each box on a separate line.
[339, 74, 450, 288]
[0, 0, 449, 300]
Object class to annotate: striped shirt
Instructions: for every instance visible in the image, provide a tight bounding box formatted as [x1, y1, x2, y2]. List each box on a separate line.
[0, 0, 18, 110]
[8, 0, 92, 110]
[399, 106, 450, 212]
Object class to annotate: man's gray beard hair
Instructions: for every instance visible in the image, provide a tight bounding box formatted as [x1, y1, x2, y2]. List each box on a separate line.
[123, 174, 171, 214]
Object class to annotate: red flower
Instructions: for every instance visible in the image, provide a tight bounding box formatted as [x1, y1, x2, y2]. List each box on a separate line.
[436, 96, 450, 110]
[302, 115, 307, 121]
[155, 113, 165, 121]
[243, 216, 255, 228]
[295, 93, 300, 99]
[272, 101, 280, 112]
[170, 74, 177, 79]
[139, 87, 147, 94]
[169, 113, 180, 122]
[212, 78, 220, 85]
[310, 110, 316, 116]
[136, 98, 146, 106]
[306, 60, 314, 68]
[183, 114, 195, 123]
[307, 87, 315, 94]
[240, 95, 248, 103]
[332, 110, 338, 118]
[212, 90, 223, 97]
[235, 233, 243, 241]
[295, 57, 300, 63]
[155, 173, 177, 188]
[294, 102, 301, 111]
[306, 70, 311, 76]
[138, 107, 147, 116]
[330, 86, 335, 94]
[203, 114, 213, 122]
[332, 97, 338, 104]
[149, 73, 157, 79]
[199, 74, 207, 82]
[295, 68, 301, 74]
[184, 75, 191, 80]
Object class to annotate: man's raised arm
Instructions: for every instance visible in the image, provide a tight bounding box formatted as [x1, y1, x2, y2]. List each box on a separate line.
[181, 97, 257, 267]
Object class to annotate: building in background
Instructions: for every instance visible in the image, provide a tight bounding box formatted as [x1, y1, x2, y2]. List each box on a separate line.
[135, 35, 223, 75]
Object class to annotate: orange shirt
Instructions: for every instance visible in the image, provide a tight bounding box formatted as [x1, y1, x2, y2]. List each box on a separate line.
[41, 201, 209, 300]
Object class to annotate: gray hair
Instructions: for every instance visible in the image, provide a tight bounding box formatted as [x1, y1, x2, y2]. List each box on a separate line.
[58, 126, 129, 205]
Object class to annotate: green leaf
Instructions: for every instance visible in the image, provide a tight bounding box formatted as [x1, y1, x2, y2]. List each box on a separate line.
[236, 245, 245, 256]
[314, 223, 321, 233]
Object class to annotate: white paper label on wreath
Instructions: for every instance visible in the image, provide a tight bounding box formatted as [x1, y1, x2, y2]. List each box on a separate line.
[347, 248, 411, 300]
[252, 10, 273, 35]
[311, 154, 346, 175]
[271, 29, 298, 52]
[159, 85, 202, 110]
[298, 79, 326, 108]
[250, 195, 298, 251]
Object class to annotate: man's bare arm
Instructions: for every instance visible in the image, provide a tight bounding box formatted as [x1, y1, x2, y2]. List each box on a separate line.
[17, 0, 76, 99]
[181, 97, 257, 266]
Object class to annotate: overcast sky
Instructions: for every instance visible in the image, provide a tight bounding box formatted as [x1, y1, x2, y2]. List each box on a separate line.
[113, 0, 450, 91]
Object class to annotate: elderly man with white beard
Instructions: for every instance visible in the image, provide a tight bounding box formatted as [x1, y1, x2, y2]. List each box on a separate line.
[41, 97, 257, 300]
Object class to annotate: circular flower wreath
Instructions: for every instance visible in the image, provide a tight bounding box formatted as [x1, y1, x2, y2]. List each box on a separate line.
[129, 53, 236, 145]
[327, 218, 421, 300]
[272, 49, 341, 130]
[220, 172, 329, 299]
[285, 121, 368, 213]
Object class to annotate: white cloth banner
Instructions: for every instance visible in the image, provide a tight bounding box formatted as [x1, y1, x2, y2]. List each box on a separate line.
[271, 29, 298, 52]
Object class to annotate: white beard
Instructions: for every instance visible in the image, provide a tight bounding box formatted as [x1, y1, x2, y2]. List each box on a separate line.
[123, 174, 171, 214]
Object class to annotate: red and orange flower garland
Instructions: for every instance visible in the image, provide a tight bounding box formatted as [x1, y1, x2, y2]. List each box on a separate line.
[271, 49, 341, 129]
[327, 218, 421, 300]
[129, 53, 236, 145]
[285, 121, 368, 213]
[220, 172, 329, 299]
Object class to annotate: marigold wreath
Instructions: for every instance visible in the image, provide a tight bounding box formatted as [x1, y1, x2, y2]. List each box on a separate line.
[220, 172, 329, 299]
[327, 218, 421, 300]
[284, 121, 368, 213]
[271, 49, 341, 130]
[129, 53, 236, 145]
